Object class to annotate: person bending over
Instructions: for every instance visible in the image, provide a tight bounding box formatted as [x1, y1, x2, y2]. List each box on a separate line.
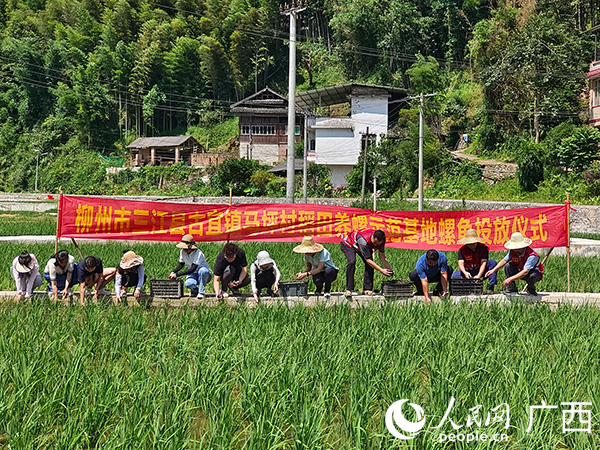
[340, 228, 392, 296]
[213, 243, 250, 300]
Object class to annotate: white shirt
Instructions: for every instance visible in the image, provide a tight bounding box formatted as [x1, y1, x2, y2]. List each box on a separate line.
[179, 249, 210, 272]
[11, 254, 40, 297]
[250, 261, 281, 294]
[44, 255, 75, 280]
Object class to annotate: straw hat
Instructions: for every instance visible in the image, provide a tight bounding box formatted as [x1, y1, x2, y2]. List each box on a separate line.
[504, 232, 532, 250]
[256, 250, 274, 267]
[458, 228, 484, 245]
[293, 236, 324, 254]
[176, 234, 199, 250]
[120, 251, 144, 270]
[15, 252, 33, 274]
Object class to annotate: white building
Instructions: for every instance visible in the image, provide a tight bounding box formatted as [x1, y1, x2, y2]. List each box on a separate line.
[297, 84, 408, 186]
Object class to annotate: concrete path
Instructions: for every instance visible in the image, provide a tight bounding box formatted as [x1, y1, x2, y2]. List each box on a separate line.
[1, 291, 599, 311]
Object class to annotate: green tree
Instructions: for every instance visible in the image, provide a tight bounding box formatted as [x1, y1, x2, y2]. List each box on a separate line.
[557, 127, 600, 174]
[405, 53, 447, 136]
[517, 141, 544, 192]
[142, 84, 166, 134]
[470, 10, 587, 145]
[211, 157, 262, 195]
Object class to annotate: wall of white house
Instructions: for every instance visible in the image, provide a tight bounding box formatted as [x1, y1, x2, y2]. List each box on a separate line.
[309, 93, 389, 186]
[314, 128, 357, 165]
[240, 143, 280, 165]
[330, 165, 354, 187]
[350, 94, 389, 143]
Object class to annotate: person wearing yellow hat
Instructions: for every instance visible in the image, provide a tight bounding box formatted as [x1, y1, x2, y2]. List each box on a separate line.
[451, 228, 497, 292]
[294, 236, 339, 297]
[11, 250, 43, 303]
[114, 250, 146, 304]
[485, 232, 544, 295]
[169, 234, 212, 299]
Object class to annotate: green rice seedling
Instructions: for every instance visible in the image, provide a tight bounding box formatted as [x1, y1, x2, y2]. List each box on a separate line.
[0, 211, 57, 236]
[0, 302, 599, 447]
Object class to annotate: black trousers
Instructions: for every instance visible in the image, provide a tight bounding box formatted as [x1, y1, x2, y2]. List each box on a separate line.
[255, 270, 275, 294]
[341, 242, 374, 291]
[312, 267, 339, 293]
[409, 266, 454, 295]
[504, 263, 543, 292]
[221, 265, 251, 292]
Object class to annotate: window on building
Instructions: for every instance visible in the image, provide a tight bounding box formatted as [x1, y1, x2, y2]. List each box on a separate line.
[245, 125, 276, 135]
[593, 79, 600, 107]
[242, 125, 279, 135]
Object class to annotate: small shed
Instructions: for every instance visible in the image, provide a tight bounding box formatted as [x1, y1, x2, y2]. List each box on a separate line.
[127, 136, 203, 167]
[267, 159, 304, 175]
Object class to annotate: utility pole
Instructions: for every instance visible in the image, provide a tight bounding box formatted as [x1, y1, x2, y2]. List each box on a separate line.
[418, 94, 424, 211]
[360, 127, 370, 204]
[34, 149, 40, 192]
[408, 92, 437, 211]
[33, 149, 47, 192]
[281, 0, 306, 203]
[302, 113, 308, 203]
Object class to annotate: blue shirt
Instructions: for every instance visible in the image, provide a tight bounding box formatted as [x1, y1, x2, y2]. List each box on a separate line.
[416, 252, 448, 280]
[304, 248, 338, 271]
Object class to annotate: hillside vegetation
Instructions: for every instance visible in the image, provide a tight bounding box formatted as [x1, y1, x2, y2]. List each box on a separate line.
[1, 0, 599, 201]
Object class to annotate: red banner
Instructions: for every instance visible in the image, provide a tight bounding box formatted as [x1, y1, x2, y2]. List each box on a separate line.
[58, 195, 568, 250]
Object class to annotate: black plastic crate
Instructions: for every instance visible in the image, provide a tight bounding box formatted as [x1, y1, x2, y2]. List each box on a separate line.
[450, 278, 483, 296]
[382, 280, 414, 298]
[150, 278, 183, 299]
[279, 281, 308, 297]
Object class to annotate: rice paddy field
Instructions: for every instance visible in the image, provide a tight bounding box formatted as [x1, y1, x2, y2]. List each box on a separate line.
[0, 301, 599, 449]
[2, 211, 600, 449]
[0, 211, 58, 236]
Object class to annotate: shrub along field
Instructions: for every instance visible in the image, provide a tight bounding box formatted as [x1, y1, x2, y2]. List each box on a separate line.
[0, 301, 599, 449]
[1, 241, 600, 294]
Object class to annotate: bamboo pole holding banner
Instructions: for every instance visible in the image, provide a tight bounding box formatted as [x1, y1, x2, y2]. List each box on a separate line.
[54, 187, 62, 254]
[71, 238, 84, 260]
[567, 192, 571, 293]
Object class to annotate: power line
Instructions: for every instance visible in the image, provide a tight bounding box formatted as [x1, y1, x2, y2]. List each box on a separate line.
[0, 54, 235, 110]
